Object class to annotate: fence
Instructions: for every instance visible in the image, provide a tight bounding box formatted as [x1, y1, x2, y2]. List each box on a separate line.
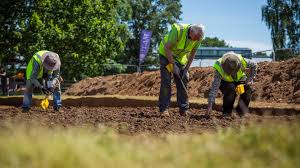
[192, 48, 299, 67]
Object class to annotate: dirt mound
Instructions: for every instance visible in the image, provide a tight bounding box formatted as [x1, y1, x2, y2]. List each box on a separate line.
[1, 106, 299, 134]
[64, 57, 300, 103]
[252, 58, 300, 103]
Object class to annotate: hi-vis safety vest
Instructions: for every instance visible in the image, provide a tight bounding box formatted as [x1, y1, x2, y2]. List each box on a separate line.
[213, 54, 247, 82]
[26, 50, 48, 80]
[159, 23, 199, 65]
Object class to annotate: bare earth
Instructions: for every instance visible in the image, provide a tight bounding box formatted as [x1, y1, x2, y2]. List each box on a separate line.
[0, 106, 299, 135]
[64, 58, 300, 104]
[1, 57, 300, 134]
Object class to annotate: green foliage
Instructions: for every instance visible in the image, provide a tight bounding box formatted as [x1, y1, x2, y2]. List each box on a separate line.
[262, 0, 300, 50]
[117, 0, 182, 65]
[0, 0, 32, 64]
[0, 0, 129, 79]
[0, 123, 299, 167]
[275, 48, 300, 60]
[201, 37, 230, 47]
[102, 59, 126, 76]
[0, 0, 182, 77]
[255, 52, 268, 56]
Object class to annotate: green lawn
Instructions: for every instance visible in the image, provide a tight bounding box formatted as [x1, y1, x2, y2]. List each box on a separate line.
[0, 122, 299, 168]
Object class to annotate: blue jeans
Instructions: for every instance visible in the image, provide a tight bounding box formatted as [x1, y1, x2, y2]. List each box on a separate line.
[158, 56, 189, 112]
[22, 80, 62, 109]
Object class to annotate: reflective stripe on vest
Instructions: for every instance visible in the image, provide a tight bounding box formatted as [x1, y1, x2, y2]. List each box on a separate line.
[213, 54, 247, 82]
[26, 50, 48, 80]
[158, 23, 198, 65]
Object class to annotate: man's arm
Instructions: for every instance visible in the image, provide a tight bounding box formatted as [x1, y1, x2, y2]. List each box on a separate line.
[164, 42, 175, 64]
[208, 70, 222, 107]
[244, 58, 257, 84]
[206, 70, 222, 116]
[185, 48, 196, 69]
[29, 60, 43, 88]
[48, 69, 60, 88]
[164, 24, 179, 65]
[185, 40, 201, 69]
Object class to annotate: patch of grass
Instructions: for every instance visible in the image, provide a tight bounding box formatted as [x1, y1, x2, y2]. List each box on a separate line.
[0, 123, 299, 168]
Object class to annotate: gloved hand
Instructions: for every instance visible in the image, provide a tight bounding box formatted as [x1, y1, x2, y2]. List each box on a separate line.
[48, 87, 54, 93]
[173, 63, 180, 77]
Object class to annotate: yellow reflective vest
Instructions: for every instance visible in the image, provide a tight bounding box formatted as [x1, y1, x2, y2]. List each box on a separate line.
[159, 23, 199, 65]
[213, 54, 247, 82]
[26, 50, 48, 80]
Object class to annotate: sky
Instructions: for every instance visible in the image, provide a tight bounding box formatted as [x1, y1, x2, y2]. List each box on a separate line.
[180, 0, 273, 52]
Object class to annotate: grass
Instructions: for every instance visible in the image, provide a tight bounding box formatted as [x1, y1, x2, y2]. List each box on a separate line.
[0, 123, 299, 168]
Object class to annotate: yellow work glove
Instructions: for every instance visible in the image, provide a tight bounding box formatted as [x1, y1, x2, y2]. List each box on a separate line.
[166, 63, 173, 72]
[166, 63, 180, 76]
[235, 84, 245, 95]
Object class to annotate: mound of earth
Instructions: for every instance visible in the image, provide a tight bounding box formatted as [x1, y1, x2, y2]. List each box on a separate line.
[64, 57, 300, 103]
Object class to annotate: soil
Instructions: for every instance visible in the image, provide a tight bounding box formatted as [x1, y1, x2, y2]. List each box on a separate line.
[0, 106, 299, 135]
[64, 57, 300, 104]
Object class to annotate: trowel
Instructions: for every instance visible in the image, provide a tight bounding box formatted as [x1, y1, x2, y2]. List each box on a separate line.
[40, 94, 51, 110]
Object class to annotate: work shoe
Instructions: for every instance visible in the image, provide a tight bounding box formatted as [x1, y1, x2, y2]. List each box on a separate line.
[22, 107, 30, 113]
[160, 110, 170, 117]
[179, 110, 192, 117]
[54, 107, 63, 112]
[237, 111, 250, 118]
[237, 111, 245, 117]
[221, 113, 232, 118]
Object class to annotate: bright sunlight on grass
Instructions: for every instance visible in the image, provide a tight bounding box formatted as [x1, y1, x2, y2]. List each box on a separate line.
[0, 123, 299, 168]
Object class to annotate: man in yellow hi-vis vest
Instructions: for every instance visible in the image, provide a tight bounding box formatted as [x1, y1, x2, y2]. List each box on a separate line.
[206, 52, 257, 117]
[158, 23, 204, 117]
[22, 50, 62, 112]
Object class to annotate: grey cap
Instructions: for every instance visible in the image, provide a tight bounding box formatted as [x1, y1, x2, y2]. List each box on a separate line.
[41, 51, 61, 71]
[221, 52, 241, 75]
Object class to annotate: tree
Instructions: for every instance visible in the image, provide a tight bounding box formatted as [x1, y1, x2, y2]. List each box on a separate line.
[1, 0, 129, 79]
[117, 0, 182, 65]
[262, 0, 300, 50]
[0, 0, 33, 64]
[201, 37, 230, 47]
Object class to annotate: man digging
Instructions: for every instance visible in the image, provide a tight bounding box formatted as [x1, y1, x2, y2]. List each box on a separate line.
[22, 50, 62, 112]
[206, 52, 257, 117]
[158, 23, 205, 117]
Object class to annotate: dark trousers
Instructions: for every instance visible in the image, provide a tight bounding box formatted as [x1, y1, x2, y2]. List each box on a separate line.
[158, 56, 189, 112]
[219, 80, 252, 115]
[1, 77, 7, 96]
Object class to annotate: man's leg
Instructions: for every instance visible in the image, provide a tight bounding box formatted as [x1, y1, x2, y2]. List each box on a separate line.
[1, 78, 8, 96]
[158, 56, 172, 113]
[220, 81, 236, 115]
[174, 64, 189, 115]
[22, 80, 33, 112]
[53, 81, 62, 111]
[1, 79, 5, 95]
[236, 84, 252, 115]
